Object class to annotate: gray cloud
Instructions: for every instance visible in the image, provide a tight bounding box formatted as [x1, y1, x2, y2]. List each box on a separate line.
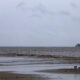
[16, 2, 25, 8]
[72, 17, 80, 22]
[16, 2, 54, 17]
[16, 1, 70, 17]
[0, 0, 80, 46]
[70, 2, 77, 8]
[31, 3, 54, 15]
[16, 1, 28, 12]
[58, 11, 70, 16]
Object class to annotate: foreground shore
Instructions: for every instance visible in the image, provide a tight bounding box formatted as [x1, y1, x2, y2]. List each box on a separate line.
[0, 72, 48, 80]
[38, 68, 80, 74]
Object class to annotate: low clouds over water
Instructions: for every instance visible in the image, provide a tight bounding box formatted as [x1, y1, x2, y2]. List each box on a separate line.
[0, 0, 80, 46]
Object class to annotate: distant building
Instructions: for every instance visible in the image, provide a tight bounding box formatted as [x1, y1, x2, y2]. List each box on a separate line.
[75, 44, 80, 47]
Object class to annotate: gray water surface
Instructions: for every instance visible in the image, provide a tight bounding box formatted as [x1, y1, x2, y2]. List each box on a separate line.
[0, 57, 80, 80]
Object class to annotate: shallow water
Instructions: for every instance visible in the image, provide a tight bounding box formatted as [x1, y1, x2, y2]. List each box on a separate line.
[0, 57, 80, 80]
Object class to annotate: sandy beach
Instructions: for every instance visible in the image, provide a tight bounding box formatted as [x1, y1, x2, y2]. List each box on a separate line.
[0, 72, 48, 80]
[37, 68, 80, 74]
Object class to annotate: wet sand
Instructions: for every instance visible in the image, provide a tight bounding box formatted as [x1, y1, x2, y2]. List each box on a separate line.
[0, 72, 48, 80]
[38, 69, 80, 74]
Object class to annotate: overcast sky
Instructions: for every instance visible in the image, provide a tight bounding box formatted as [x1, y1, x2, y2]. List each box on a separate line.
[0, 0, 80, 47]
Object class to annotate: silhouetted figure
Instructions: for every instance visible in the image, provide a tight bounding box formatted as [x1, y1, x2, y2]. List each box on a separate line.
[74, 66, 77, 70]
[78, 67, 80, 70]
[75, 44, 80, 47]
